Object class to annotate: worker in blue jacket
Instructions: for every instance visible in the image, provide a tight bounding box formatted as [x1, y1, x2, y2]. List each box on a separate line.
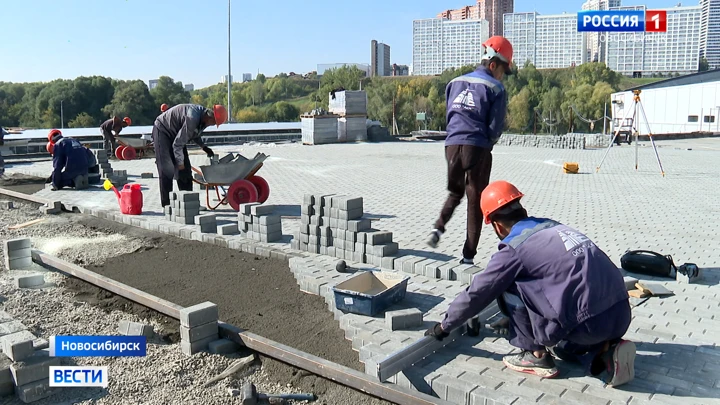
[425, 181, 635, 387]
[427, 36, 513, 266]
[49, 130, 90, 191]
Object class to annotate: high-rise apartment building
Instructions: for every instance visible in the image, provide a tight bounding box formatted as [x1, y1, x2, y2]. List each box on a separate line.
[392, 64, 410, 76]
[184, 84, 194, 92]
[605, 5, 701, 76]
[371, 40, 391, 76]
[437, 0, 513, 37]
[148, 79, 159, 90]
[581, 0, 622, 63]
[242, 73, 252, 82]
[503, 12, 584, 69]
[412, 18, 490, 76]
[700, 0, 720, 69]
[221, 75, 233, 84]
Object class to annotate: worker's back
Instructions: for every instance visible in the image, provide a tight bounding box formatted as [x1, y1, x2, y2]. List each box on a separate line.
[501, 217, 628, 346]
[154, 104, 207, 139]
[54, 138, 89, 176]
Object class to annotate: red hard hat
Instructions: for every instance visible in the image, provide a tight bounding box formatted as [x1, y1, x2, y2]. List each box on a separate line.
[123, 117, 132, 126]
[48, 129, 62, 143]
[213, 105, 228, 127]
[160, 104, 169, 112]
[480, 180, 524, 224]
[482, 36, 513, 73]
[46, 141, 54, 155]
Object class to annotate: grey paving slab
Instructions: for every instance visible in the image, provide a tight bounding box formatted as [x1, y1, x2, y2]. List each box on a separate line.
[9, 140, 720, 404]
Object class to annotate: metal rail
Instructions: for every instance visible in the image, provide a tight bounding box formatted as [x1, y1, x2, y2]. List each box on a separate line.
[30, 249, 453, 405]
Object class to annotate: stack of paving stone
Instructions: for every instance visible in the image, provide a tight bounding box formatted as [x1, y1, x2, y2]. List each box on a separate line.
[237, 203, 282, 242]
[3, 238, 32, 271]
[292, 194, 398, 267]
[106, 169, 128, 187]
[165, 191, 201, 225]
[195, 214, 217, 234]
[179, 302, 219, 355]
[94, 149, 113, 179]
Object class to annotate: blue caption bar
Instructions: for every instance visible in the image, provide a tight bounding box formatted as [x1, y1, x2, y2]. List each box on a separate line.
[577, 10, 645, 32]
[49, 336, 146, 357]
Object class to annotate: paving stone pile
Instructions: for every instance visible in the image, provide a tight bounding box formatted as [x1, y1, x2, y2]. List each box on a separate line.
[238, 203, 282, 242]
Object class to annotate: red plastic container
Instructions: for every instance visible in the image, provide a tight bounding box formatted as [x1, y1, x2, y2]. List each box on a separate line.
[119, 184, 143, 215]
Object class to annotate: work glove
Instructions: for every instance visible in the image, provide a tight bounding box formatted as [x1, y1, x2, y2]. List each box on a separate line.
[424, 323, 449, 341]
[202, 146, 214, 158]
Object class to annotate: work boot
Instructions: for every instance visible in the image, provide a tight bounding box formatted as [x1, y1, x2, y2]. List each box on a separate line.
[503, 350, 560, 378]
[426, 229, 442, 248]
[594, 340, 636, 387]
[459, 258, 474, 265]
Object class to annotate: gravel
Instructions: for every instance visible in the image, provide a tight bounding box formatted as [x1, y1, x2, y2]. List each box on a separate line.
[0, 201, 390, 405]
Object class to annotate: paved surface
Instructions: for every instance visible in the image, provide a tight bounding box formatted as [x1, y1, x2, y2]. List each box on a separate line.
[6, 139, 720, 404]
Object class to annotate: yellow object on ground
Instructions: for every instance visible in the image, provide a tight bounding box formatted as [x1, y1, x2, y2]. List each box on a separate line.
[103, 179, 113, 190]
[563, 162, 579, 174]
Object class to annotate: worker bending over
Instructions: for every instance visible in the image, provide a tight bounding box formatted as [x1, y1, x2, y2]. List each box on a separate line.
[48, 130, 90, 191]
[152, 103, 227, 206]
[100, 116, 131, 157]
[425, 180, 635, 386]
[427, 36, 512, 265]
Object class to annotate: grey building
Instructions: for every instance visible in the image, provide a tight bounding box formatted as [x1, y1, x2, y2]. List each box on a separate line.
[371, 40, 391, 76]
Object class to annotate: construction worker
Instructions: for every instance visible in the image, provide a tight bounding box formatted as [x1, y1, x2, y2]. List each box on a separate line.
[48, 130, 91, 191]
[427, 36, 513, 265]
[100, 116, 131, 157]
[152, 104, 227, 207]
[425, 181, 635, 386]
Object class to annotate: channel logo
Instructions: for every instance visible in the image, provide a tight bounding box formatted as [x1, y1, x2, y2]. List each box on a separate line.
[49, 366, 108, 387]
[577, 10, 667, 33]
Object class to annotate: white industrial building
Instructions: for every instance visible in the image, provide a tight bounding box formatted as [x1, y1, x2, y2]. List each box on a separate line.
[610, 69, 720, 135]
[503, 12, 584, 69]
[605, 5, 701, 76]
[412, 18, 489, 76]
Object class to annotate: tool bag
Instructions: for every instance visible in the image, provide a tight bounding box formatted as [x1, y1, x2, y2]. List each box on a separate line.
[620, 250, 677, 278]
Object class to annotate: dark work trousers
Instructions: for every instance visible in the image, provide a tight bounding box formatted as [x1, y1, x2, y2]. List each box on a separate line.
[434, 145, 493, 260]
[152, 125, 193, 207]
[101, 130, 118, 156]
[499, 293, 632, 372]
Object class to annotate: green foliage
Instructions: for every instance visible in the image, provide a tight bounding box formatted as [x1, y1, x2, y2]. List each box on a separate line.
[699, 56, 709, 72]
[0, 62, 628, 134]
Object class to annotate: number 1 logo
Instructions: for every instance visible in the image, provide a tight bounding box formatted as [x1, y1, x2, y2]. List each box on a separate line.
[645, 10, 667, 32]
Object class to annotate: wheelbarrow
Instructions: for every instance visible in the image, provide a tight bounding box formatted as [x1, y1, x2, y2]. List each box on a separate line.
[115, 136, 154, 160]
[191, 152, 270, 211]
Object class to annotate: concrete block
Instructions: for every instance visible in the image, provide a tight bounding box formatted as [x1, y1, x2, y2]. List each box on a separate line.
[217, 224, 239, 235]
[180, 321, 218, 343]
[355, 231, 367, 244]
[4, 238, 31, 252]
[312, 204, 325, 217]
[368, 242, 398, 257]
[141, 172, 154, 178]
[303, 194, 315, 205]
[301, 205, 314, 215]
[354, 242, 366, 254]
[175, 191, 200, 202]
[2, 339, 33, 362]
[335, 207, 364, 220]
[4, 257, 32, 271]
[623, 276, 639, 290]
[347, 219, 371, 232]
[258, 223, 282, 234]
[200, 223, 217, 234]
[164, 206, 173, 215]
[194, 214, 216, 226]
[402, 257, 424, 274]
[256, 215, 281, 225]
[458, 265, 479, 283]
[175, 215, 195, 225]
[290, 240, 300, 250]
[380, 256, 396, 270]
[5, 247, 31, 260]
[385, 308, 424, 330]
[178, 200, 201, 210]
[16, 378, 58, 403]
[352, 252, 365, 263]
[0, 321, 28, 336]
[319, 226, 332, 237]
[179, 302, 218, 328]
[250, 204, 274, 216]
[14, 275, 44, 289]
[327, 247, 336, 257]
[0, 381, 12, 396]
[0, 201, 13, 210]
[366, 231, 393, 245]
[118, 320, 154, 337]
[10, 349, 60, 386]
[321, 194, 337, 207]
[237, 203, 259, 215]
[0, 357, 10, 385]
[259, 231, 282, 243]
[208, 339, 240, 354]
[344, 230, 357, 243]
[180, 335, 217, 355]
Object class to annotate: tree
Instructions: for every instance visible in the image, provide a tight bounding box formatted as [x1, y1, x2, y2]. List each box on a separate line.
[266, 101, 300, 122]
[250, 81, 265, 105]
[68, 112, 96, 128]
[508, 88, 532, 132]
[699, 57, 709, 72]
[103, 80, 156, 125]
[150, 76, 190, 106]
[235, 107, 266, 123]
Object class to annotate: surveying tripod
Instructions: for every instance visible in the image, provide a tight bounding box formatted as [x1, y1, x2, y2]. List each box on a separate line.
[596, 89, 665, 176]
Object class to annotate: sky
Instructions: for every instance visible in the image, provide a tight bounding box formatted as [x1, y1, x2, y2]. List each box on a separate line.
[1, 0, 685, 89]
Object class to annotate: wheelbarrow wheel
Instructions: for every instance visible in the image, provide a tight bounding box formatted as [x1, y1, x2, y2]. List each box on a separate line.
[248, 175, 270, 203]
[115, 145, 126, 160]
[122, 146, 137, 160]
[227, 179, 259, 211]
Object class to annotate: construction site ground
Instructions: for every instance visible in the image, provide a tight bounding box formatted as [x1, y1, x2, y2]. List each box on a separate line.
[2, 137, 720, 404]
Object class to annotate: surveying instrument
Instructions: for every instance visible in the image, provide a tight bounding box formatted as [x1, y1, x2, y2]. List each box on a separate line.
[596, 89, 665, 176]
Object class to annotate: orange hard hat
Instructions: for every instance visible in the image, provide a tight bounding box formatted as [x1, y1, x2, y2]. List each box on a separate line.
[48, 129, 62, 143]
[123, 117, 132, 126]
[160, 103, 169, 112]
[480, 180, 524, 224]
[213, 105, 227, 127]
[482, 36, 513, 73]
[46, 141, 54, 155]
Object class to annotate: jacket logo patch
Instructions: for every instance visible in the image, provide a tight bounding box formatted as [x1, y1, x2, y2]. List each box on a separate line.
[452, 89, 475, 109]
[558, 230, 590, 252]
